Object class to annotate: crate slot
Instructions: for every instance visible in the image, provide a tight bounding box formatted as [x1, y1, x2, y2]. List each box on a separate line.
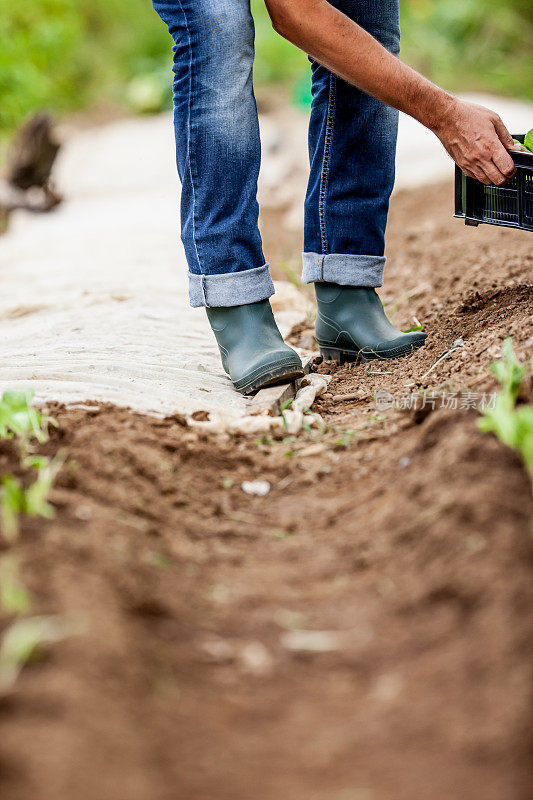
[482, 185, 518, 223]
[523, 171, 533, 228]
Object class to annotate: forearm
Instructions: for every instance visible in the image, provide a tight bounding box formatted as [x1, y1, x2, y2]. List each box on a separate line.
[266, 0, 516, 185]
[265, 0, 453, 132]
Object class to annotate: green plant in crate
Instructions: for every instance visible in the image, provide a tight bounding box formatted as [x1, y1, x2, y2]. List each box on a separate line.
[479, 338, 533, 481]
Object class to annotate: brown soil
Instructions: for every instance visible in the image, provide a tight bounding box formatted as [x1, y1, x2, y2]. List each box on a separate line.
[1, 181, 532, 800]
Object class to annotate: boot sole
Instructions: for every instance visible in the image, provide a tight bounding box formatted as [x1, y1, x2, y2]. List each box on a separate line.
[236, 362, 304, 396]
[318, 339, 426, 365]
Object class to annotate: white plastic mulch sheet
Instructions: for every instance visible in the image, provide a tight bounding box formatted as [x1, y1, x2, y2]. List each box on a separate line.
[0, 115, 309, 417]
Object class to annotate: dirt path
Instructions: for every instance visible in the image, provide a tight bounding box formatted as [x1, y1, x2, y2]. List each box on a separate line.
[0, 112, 308, 418]
[1, 92, 531, 418]
[0, 182, 532, 800]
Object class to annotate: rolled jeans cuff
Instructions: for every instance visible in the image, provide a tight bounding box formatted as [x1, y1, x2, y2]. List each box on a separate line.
[188, 264, 275, 308]
[302, 252, 385, 288]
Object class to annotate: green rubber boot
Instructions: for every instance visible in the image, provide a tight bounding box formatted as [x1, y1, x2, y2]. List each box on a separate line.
[315, 283, 427, 364]
[206, 300, 303, 394]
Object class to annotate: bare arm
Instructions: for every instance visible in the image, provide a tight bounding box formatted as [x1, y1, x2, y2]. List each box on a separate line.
[265, 0, 516, 185]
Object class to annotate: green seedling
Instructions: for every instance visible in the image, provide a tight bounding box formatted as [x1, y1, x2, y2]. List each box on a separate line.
[479, 338, 533, 481]
[1, 455, 64, 542]
[404, 325, 424, 333]
[255, 435, 274, 448]
[0, 556, 31, 615]
[524, 127, 533, 154]
[301, 419, 313, 434]
[335, 430, 356, 448]
[302, 407, 326, 434]
[1, 476, 26, 543]
[0, 615, 71, 694]
[272, 529, 293, 540]
[280, 398, 294, 431]
[0, 391, 56, 446]
[25, 455, 64, 516]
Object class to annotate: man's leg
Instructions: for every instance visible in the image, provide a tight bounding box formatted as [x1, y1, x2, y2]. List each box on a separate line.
[152, 0, 302, 391]
[304, 0, 400, 285]
[303, 0, 426, 362]
[153, 0, 271, 306]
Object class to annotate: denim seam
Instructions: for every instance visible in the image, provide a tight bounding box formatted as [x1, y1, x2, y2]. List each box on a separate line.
[318, 73, 337, 260]
[201, 275, 208, 307]
[176, 0, 203, 276]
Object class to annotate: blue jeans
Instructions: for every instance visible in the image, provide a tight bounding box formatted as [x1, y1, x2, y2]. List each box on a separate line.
[153, 0, 400, 308]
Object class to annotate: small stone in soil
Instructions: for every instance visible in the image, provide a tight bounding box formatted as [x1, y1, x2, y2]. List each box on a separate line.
[281, 629, 344, 653]
[242, 480, 271, 496]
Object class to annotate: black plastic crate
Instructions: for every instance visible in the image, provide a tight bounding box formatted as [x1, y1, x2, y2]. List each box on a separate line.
[455, 134, 533, 232]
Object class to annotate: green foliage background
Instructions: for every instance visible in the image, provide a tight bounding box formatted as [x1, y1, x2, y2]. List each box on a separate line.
[1, 0, 532, 140]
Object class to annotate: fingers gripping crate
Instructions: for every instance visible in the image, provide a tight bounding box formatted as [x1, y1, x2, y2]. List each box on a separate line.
[455, 135, 533, 232]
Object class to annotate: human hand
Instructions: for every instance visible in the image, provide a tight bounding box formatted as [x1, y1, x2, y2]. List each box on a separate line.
[433, 98, 517, 186]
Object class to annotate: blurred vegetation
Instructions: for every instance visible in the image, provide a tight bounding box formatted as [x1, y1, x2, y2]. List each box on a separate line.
[0, 0, 532, 143]
[400, 0, 533, 101]
[0, 0, 171, 138]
